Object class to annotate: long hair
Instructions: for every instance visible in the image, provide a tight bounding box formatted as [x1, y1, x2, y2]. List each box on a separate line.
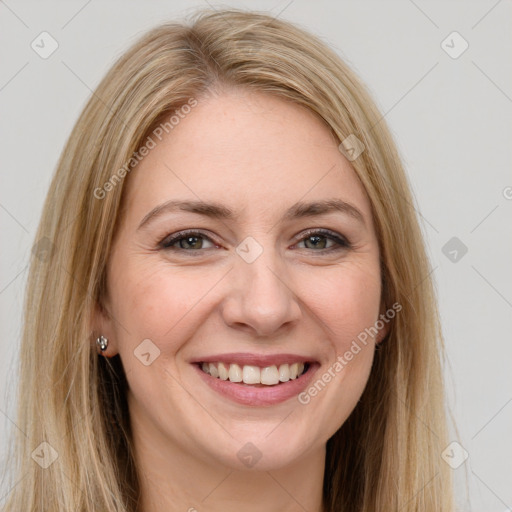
[3, 9, 454, 511]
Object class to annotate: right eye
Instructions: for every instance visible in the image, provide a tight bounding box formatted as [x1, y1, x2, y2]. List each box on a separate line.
[160, 230, 219, 252]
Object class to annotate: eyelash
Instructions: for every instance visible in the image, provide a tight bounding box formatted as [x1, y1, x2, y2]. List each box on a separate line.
[159, 228, 351, 254]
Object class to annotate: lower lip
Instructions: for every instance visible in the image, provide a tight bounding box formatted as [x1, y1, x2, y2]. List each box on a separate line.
[193, 363, 320, 406]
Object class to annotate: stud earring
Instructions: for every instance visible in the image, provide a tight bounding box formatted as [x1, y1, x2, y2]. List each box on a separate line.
[96, 335, 108, 352]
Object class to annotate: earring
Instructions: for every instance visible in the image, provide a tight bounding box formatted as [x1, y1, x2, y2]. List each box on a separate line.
[96, 335, 108, 352]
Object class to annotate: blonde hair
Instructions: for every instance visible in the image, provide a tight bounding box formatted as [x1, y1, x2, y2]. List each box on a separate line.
[3, 9, 454, 511]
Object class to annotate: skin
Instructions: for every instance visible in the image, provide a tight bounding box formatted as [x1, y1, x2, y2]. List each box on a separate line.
[94, 88, 388, 512]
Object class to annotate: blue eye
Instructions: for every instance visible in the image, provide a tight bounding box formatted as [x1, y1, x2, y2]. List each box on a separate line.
[160, 229, 351, 253]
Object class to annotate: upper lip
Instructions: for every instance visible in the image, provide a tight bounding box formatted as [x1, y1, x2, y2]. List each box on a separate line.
[190, 352, 317, 367]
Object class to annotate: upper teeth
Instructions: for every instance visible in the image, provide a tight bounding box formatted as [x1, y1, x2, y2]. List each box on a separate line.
[201, 362, 306, 385]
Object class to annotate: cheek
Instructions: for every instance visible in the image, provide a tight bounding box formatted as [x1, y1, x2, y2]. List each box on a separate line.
[109, 259, 221, 353]
[307, 261, 382, 346]
[287, 262, 382, 443]
[107, 261, 214, 412]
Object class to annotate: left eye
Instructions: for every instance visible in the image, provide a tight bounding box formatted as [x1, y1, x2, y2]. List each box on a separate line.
[296, 232, 345, 250]
[160, 229, 350, 252]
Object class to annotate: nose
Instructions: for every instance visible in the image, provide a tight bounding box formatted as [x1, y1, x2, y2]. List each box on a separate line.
[219, 245, 302, 338]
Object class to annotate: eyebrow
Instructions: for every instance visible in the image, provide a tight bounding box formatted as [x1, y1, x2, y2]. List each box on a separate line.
[137, 198, 366, 231]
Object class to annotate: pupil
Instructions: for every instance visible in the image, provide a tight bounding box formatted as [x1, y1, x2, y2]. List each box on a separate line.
[307, 235, 325, 249]
[184, 236, 200, 249]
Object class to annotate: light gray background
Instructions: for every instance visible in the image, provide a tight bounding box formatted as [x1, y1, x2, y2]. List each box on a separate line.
[1, 1, 511, 510]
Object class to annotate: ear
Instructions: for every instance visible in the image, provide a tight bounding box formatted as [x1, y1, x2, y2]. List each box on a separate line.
[375, 300, 391, 344]
[90, 299, 119, 358]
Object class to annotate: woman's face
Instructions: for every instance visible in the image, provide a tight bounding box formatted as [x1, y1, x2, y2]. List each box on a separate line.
[99, 89, 387, 471]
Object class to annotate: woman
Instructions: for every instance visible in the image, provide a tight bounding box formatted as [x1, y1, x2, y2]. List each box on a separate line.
[3, 8, 454, 511]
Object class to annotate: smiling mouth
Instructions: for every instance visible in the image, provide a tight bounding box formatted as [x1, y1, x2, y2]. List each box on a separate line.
[197, 361, 310, 386]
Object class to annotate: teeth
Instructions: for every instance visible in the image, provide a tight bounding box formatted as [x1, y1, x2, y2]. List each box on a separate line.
[209, 363, 219, 378]
[242, 365, 260, 384]
[218, 362, 229, 380]
[261, 365, 279, 385]
[200, 362, 308, 385]
[228, 363, 242, 383]
[278, 364, 290, 382]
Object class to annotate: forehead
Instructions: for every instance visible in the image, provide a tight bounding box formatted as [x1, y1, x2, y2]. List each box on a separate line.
[122, 90, 372, 225]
